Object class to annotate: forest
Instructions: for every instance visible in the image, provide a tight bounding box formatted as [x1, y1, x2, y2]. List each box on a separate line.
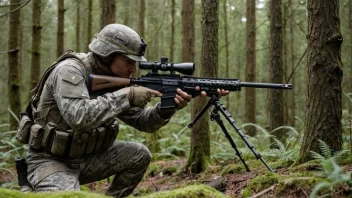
[0, 0, 351, 197]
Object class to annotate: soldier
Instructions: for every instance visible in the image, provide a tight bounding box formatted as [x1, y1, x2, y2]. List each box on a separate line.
[16, 24, 226, 197]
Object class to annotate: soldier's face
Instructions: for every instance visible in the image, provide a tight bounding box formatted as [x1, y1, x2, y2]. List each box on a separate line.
[110, 54, 136, 78]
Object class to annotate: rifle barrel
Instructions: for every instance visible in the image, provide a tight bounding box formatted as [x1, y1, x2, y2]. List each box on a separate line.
[240, 82, 292, 89]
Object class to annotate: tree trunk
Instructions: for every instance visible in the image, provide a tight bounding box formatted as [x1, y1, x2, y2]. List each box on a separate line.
[181, 0, 195, 63]
[223, 0, 230, 110]
[100, 0, 115, 30]
[134, 0, 145, 78]
[269, 0, 284, 141]
[186, 0, 218, 174]
[29, 0, 42, 98]
[170, 0, 175, 61]
[244, 0, 256, 136]
[57, 0, 64, 57]
[283, 3, 289, 126]
[298, 0, 343, 163]
[123, 0, 130, 26]
[76, 0, 80, 52]
[348, 1, 352, 115]
[289, 0, 296, 127]
[8, 0, 22, 130]
[86, 0, 93, 52]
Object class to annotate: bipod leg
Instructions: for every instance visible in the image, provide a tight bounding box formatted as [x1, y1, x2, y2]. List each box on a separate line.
[188, 97, 214, 128]
[210, 106, 250, 172]
[213, 100, 275, 172]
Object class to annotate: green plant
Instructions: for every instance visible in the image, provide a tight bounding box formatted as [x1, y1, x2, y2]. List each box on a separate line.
[310, 139, 351, 164]
[309, 157, 351, 198]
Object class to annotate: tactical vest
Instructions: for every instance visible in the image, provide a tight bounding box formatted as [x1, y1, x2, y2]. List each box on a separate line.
[16, 50, 119, 158]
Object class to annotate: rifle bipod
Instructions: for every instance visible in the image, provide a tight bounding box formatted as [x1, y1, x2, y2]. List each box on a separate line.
[188, 95, 275, 172]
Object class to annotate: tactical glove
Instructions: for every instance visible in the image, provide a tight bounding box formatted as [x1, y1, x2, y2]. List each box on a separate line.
[128, 86, 155, 108]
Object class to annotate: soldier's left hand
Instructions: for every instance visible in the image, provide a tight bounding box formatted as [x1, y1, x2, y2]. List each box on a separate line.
[175, 87, 229, 110]
[199, 88, 229, 97]
[175, 88, 192, 110]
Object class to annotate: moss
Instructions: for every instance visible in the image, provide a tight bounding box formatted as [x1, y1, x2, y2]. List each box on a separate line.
[80, 185, 91, 192]
[290, 160, 322, 172]
[162, 166, 178, 176]
[276, 176, 326, 196]
[0, 188, 110, 198]
[269, 160, 294, 169]
[138, 184, 229, 198]
[147, 163, 162, 177]
[241, 172, 280, 197]
[220, 164, 245, 176]
[338, 154, 352, 166]
[132, 187, 153, 196]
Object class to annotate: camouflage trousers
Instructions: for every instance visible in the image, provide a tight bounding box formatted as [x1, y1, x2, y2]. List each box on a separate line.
[26, 141, 151, 197]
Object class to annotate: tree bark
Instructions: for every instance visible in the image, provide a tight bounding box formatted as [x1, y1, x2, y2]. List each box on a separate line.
[29, 0, 42, 98]
[76, 0, 80, 52]
[289, 0, 296, 127]
[123, 0, 130, 26]
[132, 0, 145, 78]
[269, 0, 284, 141]
[170, 0, 175, 61]
[223, 0, 230, 110]
[244, 0, 256, 136]
[298, 0, 343, 163]
[100, 0, 115, 30]
[283, 3, 289, 126]
[8, 0, 22, 130]
[86, 0, 93, 52]
[57, 0, 64, 57]
[186, 0, 218, 173]
[181, 0, 195, 62]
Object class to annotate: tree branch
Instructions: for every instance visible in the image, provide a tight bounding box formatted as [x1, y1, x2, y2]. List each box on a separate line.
[0, 0, 30, 7]
[0, 0, 31, 18]
[249, 184, 277, 198]
[286, 47, 307, 84]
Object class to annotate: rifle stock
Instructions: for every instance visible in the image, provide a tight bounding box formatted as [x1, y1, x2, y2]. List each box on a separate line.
[88, 74, 131, 92]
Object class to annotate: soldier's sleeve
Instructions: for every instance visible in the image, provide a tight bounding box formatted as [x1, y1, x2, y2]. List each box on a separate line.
[117, 104, 176, 132]
[52, 63, 130, 132]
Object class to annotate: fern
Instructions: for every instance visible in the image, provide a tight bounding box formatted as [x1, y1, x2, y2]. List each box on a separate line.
[310, 151, 326, 161]
[7, 108, 19, 122]
[317, 140, 332, 158]
[309, 158, 351, 198]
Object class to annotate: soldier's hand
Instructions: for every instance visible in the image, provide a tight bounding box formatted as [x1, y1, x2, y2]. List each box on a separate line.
[175, 88, 192, 110]
[200, 88, 229, 97]
[123, 86, 162, 108]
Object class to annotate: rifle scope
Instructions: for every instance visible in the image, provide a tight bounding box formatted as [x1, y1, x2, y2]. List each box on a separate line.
[139, 56, 195, 75]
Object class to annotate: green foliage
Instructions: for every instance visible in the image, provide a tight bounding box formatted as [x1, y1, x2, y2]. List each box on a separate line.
[309, 158, 352, 198]
[240, 123, 301, 163]
[220, 163, 244, 176]
[310, 139, 351, 165]
[0, 122, 27, 169]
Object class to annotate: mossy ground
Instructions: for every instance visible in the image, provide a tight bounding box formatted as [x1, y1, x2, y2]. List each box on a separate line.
[1, 158, 351, 197]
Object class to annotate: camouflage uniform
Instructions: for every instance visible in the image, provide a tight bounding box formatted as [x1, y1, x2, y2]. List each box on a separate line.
[26, 52, 174, 197]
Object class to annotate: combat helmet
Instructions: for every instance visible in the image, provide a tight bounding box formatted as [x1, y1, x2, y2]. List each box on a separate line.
[89, 24, 147, 62]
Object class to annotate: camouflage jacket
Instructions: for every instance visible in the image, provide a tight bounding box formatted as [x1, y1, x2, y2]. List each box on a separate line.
[36, 52, 173, 134]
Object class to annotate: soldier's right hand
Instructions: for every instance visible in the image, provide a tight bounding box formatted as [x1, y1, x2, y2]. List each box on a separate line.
[122, 86, 162, 108]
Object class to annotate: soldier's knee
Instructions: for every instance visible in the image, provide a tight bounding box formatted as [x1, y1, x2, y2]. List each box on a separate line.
[139, 143, 152, 164]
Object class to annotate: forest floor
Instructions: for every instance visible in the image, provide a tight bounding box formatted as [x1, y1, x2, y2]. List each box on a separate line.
[85, 158, 352, 198]
[2, 158, 352, 197]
